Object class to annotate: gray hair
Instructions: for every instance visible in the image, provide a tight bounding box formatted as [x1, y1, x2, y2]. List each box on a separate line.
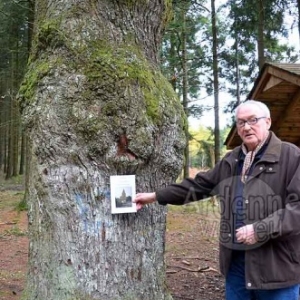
[235, 100, 271, 119]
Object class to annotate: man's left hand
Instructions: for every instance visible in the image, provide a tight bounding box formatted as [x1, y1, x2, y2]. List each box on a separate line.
[236, 224, 257, 245]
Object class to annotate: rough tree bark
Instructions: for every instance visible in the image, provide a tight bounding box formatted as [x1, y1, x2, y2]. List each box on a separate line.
[211, 0, 219, 165]
[18, 0, 185, 299]
[257, 0, 265, 70]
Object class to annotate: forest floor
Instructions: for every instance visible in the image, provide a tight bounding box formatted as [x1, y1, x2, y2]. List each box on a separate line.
[0, 177, 224, 300]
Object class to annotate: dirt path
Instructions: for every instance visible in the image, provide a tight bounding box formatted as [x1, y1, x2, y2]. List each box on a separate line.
[166, 210, 224, 300]
[0, 190, 28, 300]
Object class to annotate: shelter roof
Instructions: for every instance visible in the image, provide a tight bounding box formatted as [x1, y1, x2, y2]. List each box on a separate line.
[225, 63, 300, 149]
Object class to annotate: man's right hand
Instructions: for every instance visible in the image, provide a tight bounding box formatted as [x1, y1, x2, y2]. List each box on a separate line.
[133, 192, 156, 210]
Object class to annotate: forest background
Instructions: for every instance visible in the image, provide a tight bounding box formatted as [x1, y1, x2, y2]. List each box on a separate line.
[0, 0, 300, 179]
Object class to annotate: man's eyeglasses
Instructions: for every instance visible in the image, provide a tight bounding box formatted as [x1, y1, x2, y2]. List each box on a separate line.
[236, 117, 267, 128]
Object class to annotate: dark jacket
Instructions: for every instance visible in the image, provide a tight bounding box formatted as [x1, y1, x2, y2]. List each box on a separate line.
[156, 132, 300, 289]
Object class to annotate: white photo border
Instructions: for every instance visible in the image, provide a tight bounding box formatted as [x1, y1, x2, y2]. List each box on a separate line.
[110, 175, 137, 214]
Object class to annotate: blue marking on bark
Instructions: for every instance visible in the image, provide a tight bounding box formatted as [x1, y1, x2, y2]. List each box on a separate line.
[74, 191, 114, 237]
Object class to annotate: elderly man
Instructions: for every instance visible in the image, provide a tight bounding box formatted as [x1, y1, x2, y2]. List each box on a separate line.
[134, 100, 300, 300]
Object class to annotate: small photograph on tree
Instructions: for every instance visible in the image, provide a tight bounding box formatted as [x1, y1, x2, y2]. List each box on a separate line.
[110, 175, 136, 214]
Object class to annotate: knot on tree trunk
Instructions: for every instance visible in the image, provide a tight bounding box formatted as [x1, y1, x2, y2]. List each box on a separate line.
[117, 134, 137, 160]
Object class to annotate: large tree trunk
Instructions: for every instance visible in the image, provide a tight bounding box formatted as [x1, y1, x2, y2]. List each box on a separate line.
[181, 11, 189, 178]
[19, 129, 26, 175]
[297, 0, 300, 47]
[257, 0, 265, 70]
[18, 1, 185, 299]
[211, 0, 220, 165]
[5, 96, 13, 179]
[0, 97, 5, 171]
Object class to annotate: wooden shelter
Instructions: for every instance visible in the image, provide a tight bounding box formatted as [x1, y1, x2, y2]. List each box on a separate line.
[225, 63, 300, 149]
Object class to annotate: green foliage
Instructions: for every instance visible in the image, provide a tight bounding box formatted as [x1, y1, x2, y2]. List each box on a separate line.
[219, 0, 299, 113]
[16, 197, 27, 211]
[161, 0, 211, 119]
[0, 0, 30, 88]
[0, 0, 32, 179]
[1, 226, 27, 237]
[189, 125, 230, 169]
[189, 126, 214, 168]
